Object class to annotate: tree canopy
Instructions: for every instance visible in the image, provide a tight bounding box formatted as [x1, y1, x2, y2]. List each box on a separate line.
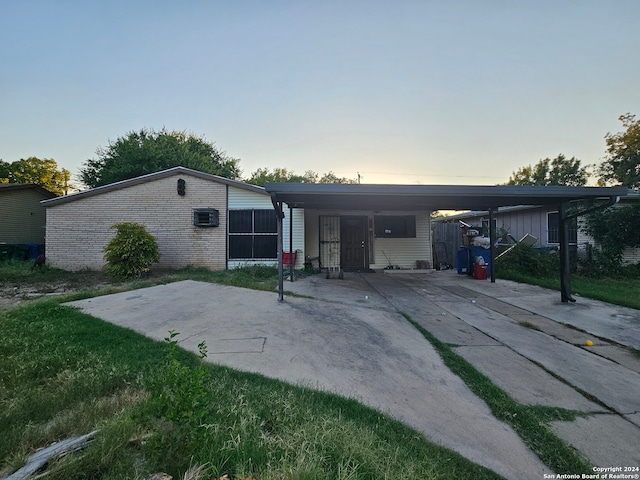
[0, 157, 72, 195]
[80, 129, 241, 188]
[245, 167, 357, 187]
[506, 154, 589, 186]
[597, 113, 640, 189]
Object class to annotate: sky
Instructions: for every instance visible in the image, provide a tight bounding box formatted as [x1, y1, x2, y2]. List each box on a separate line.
[1, 0, 639, 186]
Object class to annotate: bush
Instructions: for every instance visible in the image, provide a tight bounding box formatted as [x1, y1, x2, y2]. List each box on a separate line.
[103, 222, 160, 279]
[495, 243, 560, 278]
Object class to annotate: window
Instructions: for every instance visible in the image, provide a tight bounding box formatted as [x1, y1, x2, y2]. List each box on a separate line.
[229, 209, 278, 259]
[193, 208, 219, 227]
[374, 215, 416, 238]
[547, 212, 577, 244]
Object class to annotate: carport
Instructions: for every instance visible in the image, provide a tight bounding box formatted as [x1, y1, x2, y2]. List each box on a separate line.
[266, 183, 628, 303]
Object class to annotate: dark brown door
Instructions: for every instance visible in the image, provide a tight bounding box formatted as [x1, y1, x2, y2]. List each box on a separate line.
[340, 216, 368, 270]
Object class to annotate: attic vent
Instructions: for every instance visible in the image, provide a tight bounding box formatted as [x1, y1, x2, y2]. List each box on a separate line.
[193, 208, 219, 227]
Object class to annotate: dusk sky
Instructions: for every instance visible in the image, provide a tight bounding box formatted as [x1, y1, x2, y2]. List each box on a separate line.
[1, 1, 639, 186]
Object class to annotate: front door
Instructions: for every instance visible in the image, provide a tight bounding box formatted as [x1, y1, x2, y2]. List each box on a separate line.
[340, 216, 368, 270]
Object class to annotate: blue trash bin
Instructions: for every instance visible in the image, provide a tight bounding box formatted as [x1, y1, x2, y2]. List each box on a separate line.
[456, 249, 469, 274]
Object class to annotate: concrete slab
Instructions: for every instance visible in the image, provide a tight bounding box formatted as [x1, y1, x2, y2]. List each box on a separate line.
[626, 413, 640, 428]
[457, 276, 640, 349]
[550, 414, 640, 467]
[411, 314, 502, 346]
[454, 345, 603, 411]
[473, 298, 532, 317]
[66, 280, 549, 480]
[588, 345, 640, 374]
[284, 273, 395, 312]
[431, 299, 640, 414]
[505, 314, 611, 346]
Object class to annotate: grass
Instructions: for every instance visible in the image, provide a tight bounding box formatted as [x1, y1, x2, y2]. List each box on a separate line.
[0, 261, 281, 305]
[401, 313, 592, 476]
[0, 260, 606, 478]
[0, 279, 503, 479]
[497, 269, 640, 310]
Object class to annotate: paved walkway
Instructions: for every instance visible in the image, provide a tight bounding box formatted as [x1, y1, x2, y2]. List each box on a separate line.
[66, 271, 640, 479]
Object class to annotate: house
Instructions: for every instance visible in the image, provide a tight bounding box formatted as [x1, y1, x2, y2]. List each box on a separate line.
[0, 183, 56, 260]
[432, 191, 640, 266]
[41, 167, 304, 271]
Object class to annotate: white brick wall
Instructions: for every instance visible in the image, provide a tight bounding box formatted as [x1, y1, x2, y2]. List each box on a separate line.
[45, 173, 228, 271]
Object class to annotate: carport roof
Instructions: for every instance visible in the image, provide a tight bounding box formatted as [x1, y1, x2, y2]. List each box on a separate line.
[264, 183, 630, 211]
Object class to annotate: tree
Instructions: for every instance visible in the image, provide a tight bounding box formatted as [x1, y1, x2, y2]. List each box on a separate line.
[506, 154, 589, 186]
[245, 167, 357, 187]
[582, 201, 640, 273]
[80, 128, 241, 188]
[598, 113, 640, 189]
[0, 160, 9, 183]
[0, 157, 72, 195]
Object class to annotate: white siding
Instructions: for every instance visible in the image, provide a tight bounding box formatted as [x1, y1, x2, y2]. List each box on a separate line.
[45, 173, 227, 271]
[0, 189, 49, 244]
[622, 247, 640, 265]
[227, 188, 305, 269]
[304, 209, 432, 270]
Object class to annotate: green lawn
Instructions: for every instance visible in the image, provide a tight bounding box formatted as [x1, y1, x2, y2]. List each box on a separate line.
[0, 301, 502, 480]
[497, 270, 640, 310]
[0, 263, 502, 480]
[2, 260, 619, 479]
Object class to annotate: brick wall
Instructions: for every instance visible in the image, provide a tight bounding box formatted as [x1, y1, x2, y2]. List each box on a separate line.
[45, 173, 227, 271]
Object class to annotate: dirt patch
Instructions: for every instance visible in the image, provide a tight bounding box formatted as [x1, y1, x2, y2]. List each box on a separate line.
[0, 271, 111, 312]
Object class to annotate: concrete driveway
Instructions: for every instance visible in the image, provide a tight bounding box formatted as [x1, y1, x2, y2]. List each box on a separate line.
[66, 270, 640, 479]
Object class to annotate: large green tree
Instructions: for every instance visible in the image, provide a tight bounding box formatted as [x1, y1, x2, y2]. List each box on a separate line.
[80, 128, 241, 188]
[245, 167, 357, 187]
[0, 157, 71, 195]
[597, 113, 640, 189]
[506, 154, 589, 186]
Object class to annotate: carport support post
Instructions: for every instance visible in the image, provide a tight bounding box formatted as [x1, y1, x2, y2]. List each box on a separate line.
[289, 206, 294, 282]
[559, 202, 575, 303]
[271, 194, 285, 301]
[489, 208, 495, 283]
[489, 208, 498, 283]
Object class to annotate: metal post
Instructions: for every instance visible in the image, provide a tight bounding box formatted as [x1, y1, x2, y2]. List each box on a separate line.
[270, 194, 285, 302]
[489, 208, 495, 283]
[559, 202, 575, 303]
[289, 206, 294, 282]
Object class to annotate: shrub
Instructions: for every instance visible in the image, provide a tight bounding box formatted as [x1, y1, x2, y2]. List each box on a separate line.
[495, 243, 560, 278]
[103, 222, 160, 279]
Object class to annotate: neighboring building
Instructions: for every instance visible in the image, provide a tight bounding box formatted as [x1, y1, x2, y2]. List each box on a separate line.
[0, 183, 56, 260]
[41, 167, 303, 271]
[433, 193, 640, 266]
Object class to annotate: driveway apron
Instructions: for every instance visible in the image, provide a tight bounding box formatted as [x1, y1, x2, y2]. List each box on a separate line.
[67, 278, 549, 480]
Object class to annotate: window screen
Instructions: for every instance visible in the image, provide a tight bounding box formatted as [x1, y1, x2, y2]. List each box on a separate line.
[547, 212, 577, 244]
[229, 209, 278, 259]
[229, 210, 253, 233]
[374, 215, 416, 238]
